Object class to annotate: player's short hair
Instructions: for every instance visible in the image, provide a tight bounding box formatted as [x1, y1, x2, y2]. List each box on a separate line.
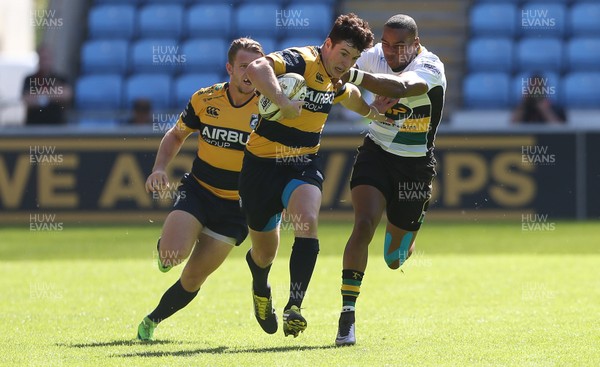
[384, 14, 419, 38]
[228, 38, 265, 65]
[327, 13, 374, 52]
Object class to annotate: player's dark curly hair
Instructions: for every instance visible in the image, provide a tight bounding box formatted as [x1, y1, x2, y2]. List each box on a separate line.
[228, 37, 265, 65]
[327, 13, 374, 52]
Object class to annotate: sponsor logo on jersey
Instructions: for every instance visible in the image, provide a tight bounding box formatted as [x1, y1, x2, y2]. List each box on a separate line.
[385, 103, 413, 121]
[421, 63, 441, 76]
[201, 124, 249, 150]
[302, 87, 335, 113]
[206, 106, 220, 117]
[315, 72, 324, 83]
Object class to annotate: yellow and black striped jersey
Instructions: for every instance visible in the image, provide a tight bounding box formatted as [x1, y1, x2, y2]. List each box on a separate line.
[177, 82, 259, 200]
[247, 46, 351, 159]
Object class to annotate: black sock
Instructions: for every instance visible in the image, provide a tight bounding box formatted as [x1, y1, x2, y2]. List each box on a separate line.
[285, 237, 319, 310]
[246, 249, 272, 297]
[147, 279, 198, 323]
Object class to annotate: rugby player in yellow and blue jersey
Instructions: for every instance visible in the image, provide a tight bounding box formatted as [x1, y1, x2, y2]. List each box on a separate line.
[136, 38, 264, 341]
[241, 13, 393, 338]
[335, 14, 447, 346]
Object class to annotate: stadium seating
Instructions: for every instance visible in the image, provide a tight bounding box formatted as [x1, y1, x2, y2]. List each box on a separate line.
[569, 2, 600, 36]
[516, 38, 564, 73]
[174, 73, 222, 109]
[187, 4, 233, 38]
[567, 38, 600, 71]
[564, 72, 600, 108]
[77, 0, 338, 117]
[235, 4, 280, 37]
[76, 74, 123, 110]
[282, 3, 334, 37]
[88, 5, 136, 39]
[463, 73, 510, 109]
[138, 5, 184, 39]
[125, 74, 172, 110]
[470, 3, 517, 37]
[511, 72, 561, 106]
[519, 3, 566, 38]
[278, 37, 324, 51]
[467, 38, 513, 73]
[180, 38, 228, 72]
[80, 40, 128, 74]
[252, 37, 277, 54]
[130, 38, 181, 74]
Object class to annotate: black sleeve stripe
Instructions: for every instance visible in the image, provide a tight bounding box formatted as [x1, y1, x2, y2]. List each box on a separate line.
[335, 84, 347, 97]
[277, 49, 307, 76]
[181, 101, 202, 129]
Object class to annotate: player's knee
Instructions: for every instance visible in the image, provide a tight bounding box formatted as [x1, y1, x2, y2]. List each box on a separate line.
[180, 272, 204, 292]
[292, 211, 318, 237]
[353, 215, 378, 241]
[252, 247, 277, 267]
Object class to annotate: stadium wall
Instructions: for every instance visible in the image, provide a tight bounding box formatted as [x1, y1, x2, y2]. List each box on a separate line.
[1, 129, 598, 225]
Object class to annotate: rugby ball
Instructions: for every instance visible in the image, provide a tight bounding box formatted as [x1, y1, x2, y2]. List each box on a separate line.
[258, 73, 307, 121]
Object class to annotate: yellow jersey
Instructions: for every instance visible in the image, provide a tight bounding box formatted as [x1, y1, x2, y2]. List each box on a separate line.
[177, 82, 259, 200]
[247, 46, 350, 159]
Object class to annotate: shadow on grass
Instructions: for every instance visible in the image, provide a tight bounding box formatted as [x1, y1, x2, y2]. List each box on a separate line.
[115, 344, 336, 358]
[58, 339, 190, 348]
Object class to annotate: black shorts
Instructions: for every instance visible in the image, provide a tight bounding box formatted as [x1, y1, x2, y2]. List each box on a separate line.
[239, 150, 324, 231]
[350, 136, 436, 231]
[172, 173, 248, 246]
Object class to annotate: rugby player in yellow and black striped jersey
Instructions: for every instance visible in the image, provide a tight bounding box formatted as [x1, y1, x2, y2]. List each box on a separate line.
[136, 38, 264, 341]
[240, 13, 394, 338]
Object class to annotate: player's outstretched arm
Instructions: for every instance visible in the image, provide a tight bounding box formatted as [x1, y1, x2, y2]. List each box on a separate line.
[145, 123, 193, 193]
[345, 68, 428, 99]
[246, 57, 302, 119]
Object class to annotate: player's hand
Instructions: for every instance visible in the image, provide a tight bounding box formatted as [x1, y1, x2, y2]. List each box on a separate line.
[279, 99, 304, 120]
[372, 95, 399, 114]
[145, 170, 169, 193]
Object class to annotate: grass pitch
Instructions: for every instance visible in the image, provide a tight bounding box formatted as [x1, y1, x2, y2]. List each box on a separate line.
[0, 221, 599, 367]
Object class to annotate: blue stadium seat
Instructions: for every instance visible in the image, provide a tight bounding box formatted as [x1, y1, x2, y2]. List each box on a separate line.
[282, 3, 333, 37]
[569, 3, 600, 36]
[511, 72, 561, 106]
[564, 72, 600, 108]
[145, 0, 188, 3]
[125, 74, 172, 110]
[76, 74, 123, 110]
[187, 4, 233, 38]
[470, 4, 517, 37]
[180, 38, 227, 73]
[130, 39, 181, 74]
[516, 38, 563, 73]
[519, 3, 566, 38]
[138, 5, 184, 39]
[463, 72, 510, 109]
[94, 0, 142, 4]
[80, 40, 128, 74]
[278, 37, 323, 51]
[252, 37, 277, 54]
[174, 73, 222, 108]
[235, 4, 281, 37]
[567, 38, 600, 71]
[88, 5, 135, 39]
[467, 38, 513, 72]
